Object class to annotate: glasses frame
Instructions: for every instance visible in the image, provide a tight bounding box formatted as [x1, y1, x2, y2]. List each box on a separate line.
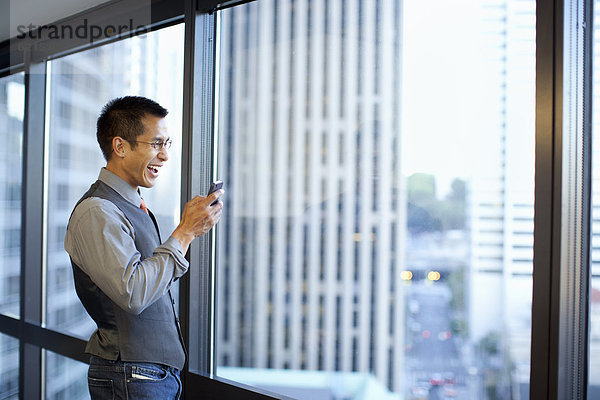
[130, 138, 173, 151]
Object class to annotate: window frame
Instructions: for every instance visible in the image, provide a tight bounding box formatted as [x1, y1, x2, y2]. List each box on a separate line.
[531, 0, 593, 398]
[0, 0, 593, 398]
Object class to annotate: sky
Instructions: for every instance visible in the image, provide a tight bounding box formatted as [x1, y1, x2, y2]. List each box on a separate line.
[400, 0, 494, 196]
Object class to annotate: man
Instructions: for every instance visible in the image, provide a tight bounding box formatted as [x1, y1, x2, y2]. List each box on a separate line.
[64, 96, 223, 399]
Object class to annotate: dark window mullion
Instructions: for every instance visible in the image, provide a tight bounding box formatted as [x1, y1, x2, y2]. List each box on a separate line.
[20, 60, 46, 400]
[531, 0, 593, 398]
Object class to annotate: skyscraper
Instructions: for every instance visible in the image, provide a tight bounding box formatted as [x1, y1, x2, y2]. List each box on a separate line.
[216, 0, 406, 393]
[468, 0, 535, 397]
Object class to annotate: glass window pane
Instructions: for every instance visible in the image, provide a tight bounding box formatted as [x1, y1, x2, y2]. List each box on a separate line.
[45, 351, 89, 400]
[215, 1, 535, 399]
[45, 23, 184, 337]
[0, 333, 19, 399]
[0, 72, 25, 318]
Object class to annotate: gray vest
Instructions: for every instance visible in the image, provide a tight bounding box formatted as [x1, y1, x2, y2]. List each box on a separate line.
[70, 180, 186, 369]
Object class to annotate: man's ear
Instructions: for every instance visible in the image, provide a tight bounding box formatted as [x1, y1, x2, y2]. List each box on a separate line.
[112, 137, 127, 158]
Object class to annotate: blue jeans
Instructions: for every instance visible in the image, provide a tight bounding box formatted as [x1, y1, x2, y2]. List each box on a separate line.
[88, 356, 182, 400]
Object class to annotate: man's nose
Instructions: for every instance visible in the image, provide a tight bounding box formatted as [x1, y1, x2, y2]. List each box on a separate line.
[158, 147, 169, 161]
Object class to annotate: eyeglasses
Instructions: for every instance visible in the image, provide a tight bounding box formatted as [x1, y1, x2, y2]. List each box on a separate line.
[131, 138, 173, 151]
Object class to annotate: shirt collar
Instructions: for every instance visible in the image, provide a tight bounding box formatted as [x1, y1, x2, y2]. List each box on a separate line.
[98, 168, 143, 207]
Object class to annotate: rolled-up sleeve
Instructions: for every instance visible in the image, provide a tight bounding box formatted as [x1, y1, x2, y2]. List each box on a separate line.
[65, 197, 189, 314]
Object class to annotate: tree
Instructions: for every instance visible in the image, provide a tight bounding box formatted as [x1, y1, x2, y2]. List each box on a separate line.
[406, 173, 467, 233]
[407, 173, 440, 234]
[440, 178, 466, 230]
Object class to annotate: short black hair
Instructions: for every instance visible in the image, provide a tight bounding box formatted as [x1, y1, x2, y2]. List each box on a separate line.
[96, 96, 168, 161]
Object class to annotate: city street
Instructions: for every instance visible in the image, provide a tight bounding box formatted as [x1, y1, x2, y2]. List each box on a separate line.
[404, 281, 477, 399]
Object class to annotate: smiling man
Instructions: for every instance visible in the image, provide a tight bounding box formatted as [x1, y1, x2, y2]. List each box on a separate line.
[64, 96, 223, 399]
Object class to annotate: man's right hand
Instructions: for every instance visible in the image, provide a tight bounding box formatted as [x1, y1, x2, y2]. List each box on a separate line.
[171, 189, 224, 253]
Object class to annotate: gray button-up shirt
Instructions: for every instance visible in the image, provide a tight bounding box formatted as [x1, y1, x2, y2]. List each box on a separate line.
[64, 168, 188, 314]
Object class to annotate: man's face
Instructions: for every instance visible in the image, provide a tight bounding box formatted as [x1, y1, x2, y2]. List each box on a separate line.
[120, 115, 169, 189]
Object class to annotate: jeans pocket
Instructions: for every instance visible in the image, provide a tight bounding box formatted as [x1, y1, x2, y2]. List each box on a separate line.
[129, 365, 168, 382]
[126, 364, 179, 399]
[88, 377, 115, 400]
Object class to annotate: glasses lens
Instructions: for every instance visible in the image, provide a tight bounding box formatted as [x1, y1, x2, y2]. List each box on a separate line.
[149, 139, 172, 150]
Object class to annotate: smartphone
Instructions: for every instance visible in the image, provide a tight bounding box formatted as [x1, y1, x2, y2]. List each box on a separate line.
[208, 180, 223, 206]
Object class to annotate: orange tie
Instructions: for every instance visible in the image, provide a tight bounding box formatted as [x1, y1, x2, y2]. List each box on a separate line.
[140, 198, 149, 214]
